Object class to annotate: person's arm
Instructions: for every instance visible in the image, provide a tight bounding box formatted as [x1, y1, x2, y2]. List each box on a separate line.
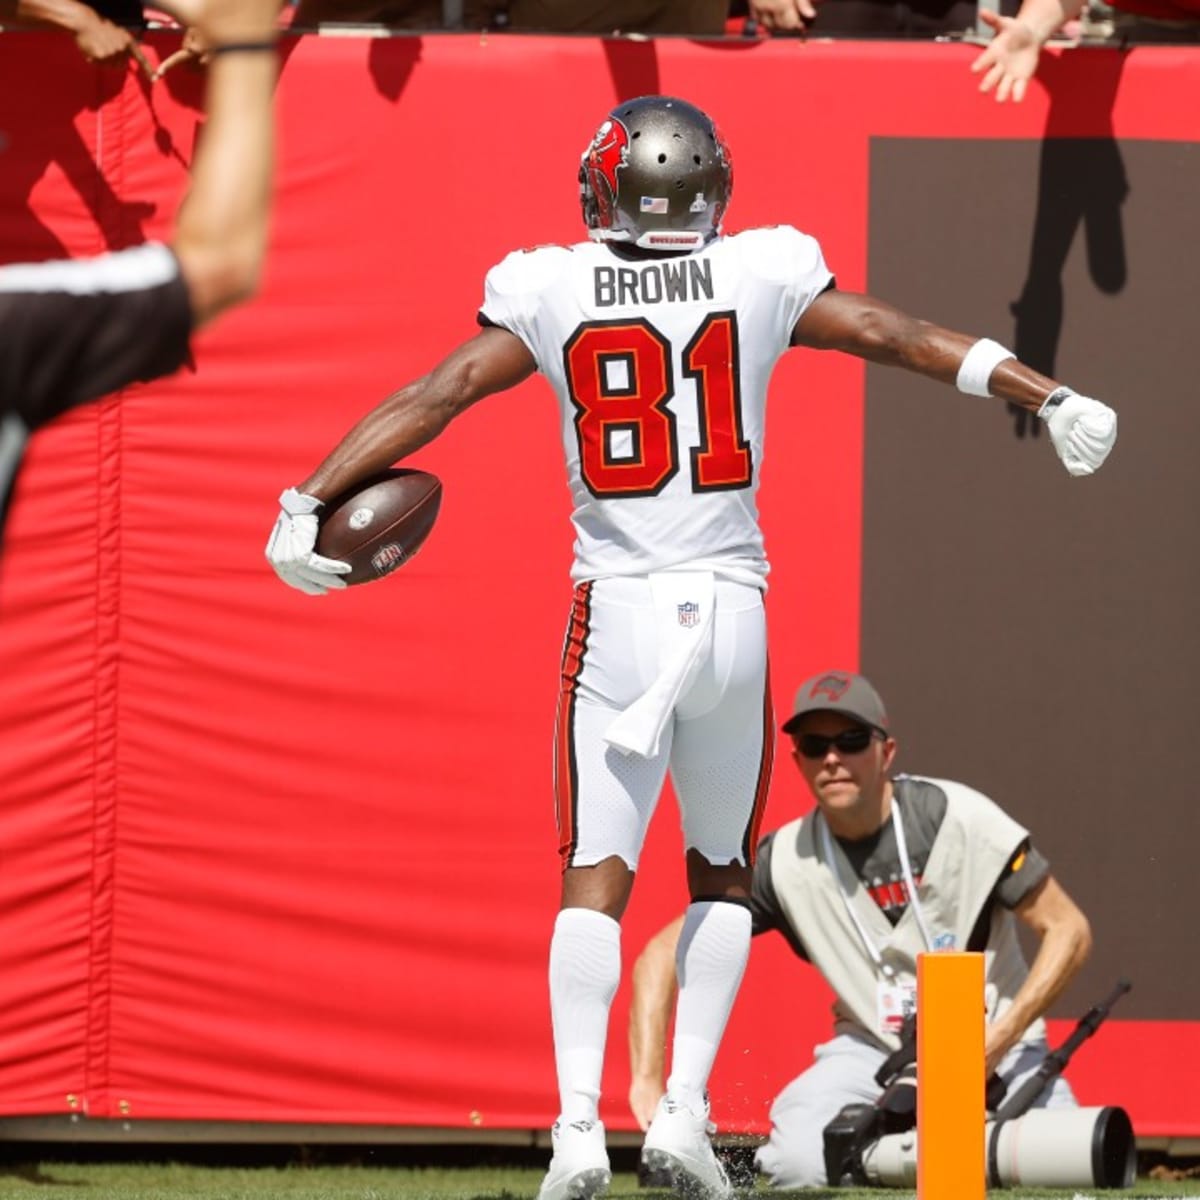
[0, 0, 152, 72]
[264, 326, 537, 595]
[983, 875, 1092, 1074]
[300, 327, 536, 501]
[169, 0, 280, 328]
[628, 915, 683, 1131]
[791, 289, 1117, 477]
[969, 0, 1085, 104]
[150, 0, 289, 82]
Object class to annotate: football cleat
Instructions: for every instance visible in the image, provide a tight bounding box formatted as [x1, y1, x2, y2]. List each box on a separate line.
[642, 1096, 732, 1200]
[537, 1118, 612, 1200]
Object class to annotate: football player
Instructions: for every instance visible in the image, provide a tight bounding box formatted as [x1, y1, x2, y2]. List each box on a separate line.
[266, 96, 1117, 1200]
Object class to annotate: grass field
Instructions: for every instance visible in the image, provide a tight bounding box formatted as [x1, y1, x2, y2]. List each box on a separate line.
[0, 1160, 1199, 1200]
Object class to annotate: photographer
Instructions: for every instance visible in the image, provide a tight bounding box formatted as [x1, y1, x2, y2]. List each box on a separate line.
[628, 669, 1093, 1188]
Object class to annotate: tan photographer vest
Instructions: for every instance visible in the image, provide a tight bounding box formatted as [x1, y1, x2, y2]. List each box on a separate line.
[767, 776, 1044, 1053]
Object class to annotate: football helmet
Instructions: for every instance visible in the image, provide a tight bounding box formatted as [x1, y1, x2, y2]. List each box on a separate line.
[579, 95, 733, 251]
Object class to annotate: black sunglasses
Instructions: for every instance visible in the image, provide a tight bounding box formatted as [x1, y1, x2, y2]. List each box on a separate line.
[795, 727, 880, 759]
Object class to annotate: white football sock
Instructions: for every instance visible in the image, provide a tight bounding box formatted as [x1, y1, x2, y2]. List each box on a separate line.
[549, 907, 621, 1126]
[665, 900, 752, 1113]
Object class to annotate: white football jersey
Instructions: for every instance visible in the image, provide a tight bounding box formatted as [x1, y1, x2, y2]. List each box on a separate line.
[478, 226, 833, 585]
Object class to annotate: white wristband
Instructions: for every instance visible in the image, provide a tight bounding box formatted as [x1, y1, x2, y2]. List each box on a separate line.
[956, 338, 1015, 397]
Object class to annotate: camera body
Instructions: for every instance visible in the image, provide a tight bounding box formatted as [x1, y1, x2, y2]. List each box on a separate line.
[823, 1062, 918, 1187]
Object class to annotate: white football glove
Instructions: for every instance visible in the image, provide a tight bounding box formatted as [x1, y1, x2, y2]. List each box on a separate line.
[265, 487, 351, 596]
[1038, 388, 1117, 477]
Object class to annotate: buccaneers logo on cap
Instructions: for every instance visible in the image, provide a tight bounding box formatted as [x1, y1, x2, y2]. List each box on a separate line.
[810, 673, 851, 702]
[583, 118, 630, 228]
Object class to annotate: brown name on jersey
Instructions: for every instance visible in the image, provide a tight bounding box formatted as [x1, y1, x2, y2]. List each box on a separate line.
[593, 259, 714, 308]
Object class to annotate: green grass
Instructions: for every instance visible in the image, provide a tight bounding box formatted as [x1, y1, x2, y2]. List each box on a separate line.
[0, 1163, 1197, 1200]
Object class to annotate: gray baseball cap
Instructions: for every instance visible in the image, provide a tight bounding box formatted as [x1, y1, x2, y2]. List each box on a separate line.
[781, 670, 889, 736]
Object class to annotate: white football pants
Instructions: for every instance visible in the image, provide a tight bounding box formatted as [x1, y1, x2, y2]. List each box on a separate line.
[553, 573, 773, 871]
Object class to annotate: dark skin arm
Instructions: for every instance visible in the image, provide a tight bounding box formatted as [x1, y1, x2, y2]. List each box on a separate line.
[297, 326, 537, 501]
[792, 290, 1059, 412]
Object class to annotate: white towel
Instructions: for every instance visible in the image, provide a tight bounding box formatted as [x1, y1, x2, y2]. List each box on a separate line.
[603, 572, 716, 759]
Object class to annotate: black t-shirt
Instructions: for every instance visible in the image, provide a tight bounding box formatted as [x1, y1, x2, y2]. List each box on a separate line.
[750, 776, 1050, 961]
[0, 243, 192, 539]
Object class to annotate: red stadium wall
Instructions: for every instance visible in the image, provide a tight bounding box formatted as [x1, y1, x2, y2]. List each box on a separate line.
[0, 30, 1197, 1139]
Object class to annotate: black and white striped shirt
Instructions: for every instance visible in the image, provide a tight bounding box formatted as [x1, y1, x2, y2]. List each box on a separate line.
[0, 242, 192, 538]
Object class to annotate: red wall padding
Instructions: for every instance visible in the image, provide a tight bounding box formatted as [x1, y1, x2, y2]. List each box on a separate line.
[0, 30, 1196, 1136]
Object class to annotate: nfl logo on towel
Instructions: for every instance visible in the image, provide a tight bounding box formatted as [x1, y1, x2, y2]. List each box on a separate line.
[640, 196, 669, 214]
[677, 601, 700, 627]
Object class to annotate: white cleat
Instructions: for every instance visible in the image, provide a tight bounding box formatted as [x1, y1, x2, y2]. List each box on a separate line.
[537, 1119, 612, 1200]
[642, 1096, 732, 1200]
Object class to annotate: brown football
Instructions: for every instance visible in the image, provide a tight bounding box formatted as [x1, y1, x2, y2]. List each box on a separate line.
[316, 469, 443, 586]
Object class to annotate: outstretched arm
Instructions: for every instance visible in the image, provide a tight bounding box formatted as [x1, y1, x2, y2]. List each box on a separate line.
[265, 327, 536, 595]
[627, 916, 684, 1131]
[984, 875, 1092, 1074]
[0, 0, 153, 72]
[969, 0, 1084, 104]
[792, 289, 1117, 476]
[169, 0, 281, 328]
[299, 327, 537, 502]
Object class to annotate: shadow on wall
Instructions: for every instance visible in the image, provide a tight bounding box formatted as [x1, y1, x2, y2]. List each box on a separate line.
[0, 48, 154, 264]
[1008, 50, 1129, 437]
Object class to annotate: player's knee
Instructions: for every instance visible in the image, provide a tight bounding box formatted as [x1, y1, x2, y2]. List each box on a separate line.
[755, 1125, 828, 1188]
[685, 849, 750, 899]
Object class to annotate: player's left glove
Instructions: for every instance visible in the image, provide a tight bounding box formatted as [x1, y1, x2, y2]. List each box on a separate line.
[265, 487, 351, 596]
[1038, 388, 1117, 477]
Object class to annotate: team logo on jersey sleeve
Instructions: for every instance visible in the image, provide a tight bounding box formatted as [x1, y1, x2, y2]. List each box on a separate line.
[583, 118, 630, 228]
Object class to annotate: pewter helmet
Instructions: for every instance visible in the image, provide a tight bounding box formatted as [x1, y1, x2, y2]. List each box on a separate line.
[578, 95, 733, 251]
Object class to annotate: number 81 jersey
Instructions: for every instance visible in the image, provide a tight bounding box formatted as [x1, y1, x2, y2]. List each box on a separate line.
[478, 224, 834, 586]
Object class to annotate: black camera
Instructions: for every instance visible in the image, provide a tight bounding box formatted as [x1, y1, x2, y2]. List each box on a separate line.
[823, 1021, 922, 1188]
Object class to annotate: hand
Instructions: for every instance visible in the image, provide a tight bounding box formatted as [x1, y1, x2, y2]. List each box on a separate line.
[154, 26, 213, 80]
[969, 10, 1042, 103]
[750, 0, 819, 32]
[74, 10, 154, 77]
[629, 1076, 665, 1132]
[1039, 390, 1117, 476]
[265, 487, 352, 595]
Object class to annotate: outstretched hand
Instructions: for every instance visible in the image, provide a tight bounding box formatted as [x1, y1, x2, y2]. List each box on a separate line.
[1039, 391, 1117, 476]
[154, 0, 281, 79]
[153, 26, 212, 81]
[969, 9, 1042, 103]
[74, 10, 154, 77]
[265, 488, 352, 596]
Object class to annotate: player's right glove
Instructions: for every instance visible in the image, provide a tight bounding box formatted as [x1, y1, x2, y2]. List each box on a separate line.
[1038, 388, 1117, 477]
[265, 487, 351, 596]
